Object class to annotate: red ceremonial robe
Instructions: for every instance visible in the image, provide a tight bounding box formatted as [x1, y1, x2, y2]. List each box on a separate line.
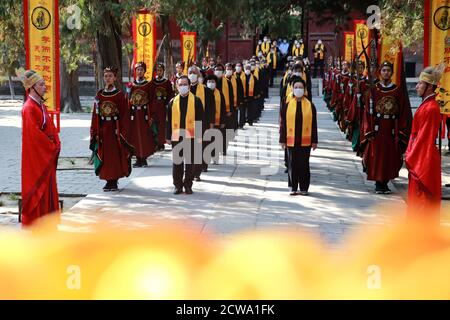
[128, 79, 156, 158]
[405, 94, 441, 217]
[21, 97, 60, 227]
[150, 77, 174, 146]
[361, 82, 412, 182]
[90, 89, 132, 180]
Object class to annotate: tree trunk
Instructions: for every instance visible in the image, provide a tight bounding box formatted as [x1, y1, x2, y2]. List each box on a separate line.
[60, 62, 82, 113]
[159, 14, 173, 80]
[8, 74, 15, 100]
[95, 9, 123, 91]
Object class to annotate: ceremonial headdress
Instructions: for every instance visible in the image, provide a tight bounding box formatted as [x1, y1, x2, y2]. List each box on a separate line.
[134, 61, 147, 71]
[419, 64, 445, 85]
[15, 68, 43, 90]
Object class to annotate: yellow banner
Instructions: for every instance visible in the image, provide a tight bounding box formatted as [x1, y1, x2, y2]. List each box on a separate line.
[25, 0, 59, 112]
[354, 21, 369, 68]
[426, 0, 450, 114]
[379, 36, 402, 85]
[181, 32, 197, 75]
[344, 32, 355, 62]
[134, 11, 156, 79]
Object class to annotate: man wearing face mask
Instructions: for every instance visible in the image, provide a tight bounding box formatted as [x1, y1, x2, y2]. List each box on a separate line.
[292, 39, 304, 59]
[267, 45, 278, 87]
[260, 58, 270, 100]
[166, 76, 204, 194]
[313, 39, 326, 78]
[215, 64, 235, 154]
[405, 66, 443, 219]
[188, 66, 215, 180]
[361, 61, 412, 194]
[243, 64, 261, 126]
[279, 76, 318, 196]
[255, 39, 263, 56]
[261, 36, 271, 56]
[17, 68, 61, 227]
[234, 62, 247, 129]
[205, 74, 227, 164]
[225, 63, 242, 131]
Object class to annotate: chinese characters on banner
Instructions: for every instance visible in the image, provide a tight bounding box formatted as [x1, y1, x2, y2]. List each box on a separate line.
[24, 0, 60, 129]
[354, 20, 370, 69]
[180, 32, 197, 75]
[424, 0, 450, 114]
[344, 32, 355, 63]
[378, 36, 403, 86]
[132, 10, 156, 79]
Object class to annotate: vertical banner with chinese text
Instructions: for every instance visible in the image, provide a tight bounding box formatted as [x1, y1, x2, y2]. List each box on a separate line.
[378, 36, 403, 86]
[24, 0, 60, 129]
[180, 32, 197, 75]
[132, 10, 156, 79]
[344, 32, 355, 62]
[424, 0, 450, 114]
[354, 20, 370, 68]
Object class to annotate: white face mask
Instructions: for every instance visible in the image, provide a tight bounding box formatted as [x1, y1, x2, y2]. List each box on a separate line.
[296, 44, 300, 48]
[188, 74, 198, 83]
[178, 85, 190, 95]
[225, 70, 233, 77]
[214, 70, 223, 78]
[245, 69, 251, 75]
[293, 88, 305, 98]
[251, 66, 256, 71]
[258, 41, 262, 45]
[293, 72, 301, 77]
[207, 81, 216, 90]
[264, 38, 268, 42]
[235, 66, 242, 73]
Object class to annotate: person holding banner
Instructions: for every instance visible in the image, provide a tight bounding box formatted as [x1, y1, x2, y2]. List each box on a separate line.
[361, 61, 412, 194]
[90, 66, 133, 192]
[150, 63, 175, 151]
[166, 76, 204, 195]
[127, 62, 156, 168]
[405, 66, 443, 219]
[279, 76, 318, 196]
[17, 69, 61, 227]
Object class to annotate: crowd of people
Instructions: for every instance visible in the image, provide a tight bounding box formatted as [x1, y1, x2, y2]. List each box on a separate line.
[18, 33, 443, 227]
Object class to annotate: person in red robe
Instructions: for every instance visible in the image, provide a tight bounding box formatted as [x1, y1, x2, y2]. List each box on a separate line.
[90, 66, 133, 191]
[17, 69, 60, 227]
[150, 63, 174, 151]
[127, 62, 156, 167]
[361, 61, 412, 194]
[405, 66, 443, 220]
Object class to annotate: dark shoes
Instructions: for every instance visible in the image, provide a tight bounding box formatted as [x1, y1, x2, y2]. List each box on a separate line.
[103, 181, 118, 192]
[133, 159, 143, 168]
[142, 159, 148, 167]
[290, 191, 298, 196]
[375, 182, 391, 194]
[184, 187, 193, 194]
[174, 188, 183, 195]
[195, 176, 201, 182]
[158, 145, 165, 151]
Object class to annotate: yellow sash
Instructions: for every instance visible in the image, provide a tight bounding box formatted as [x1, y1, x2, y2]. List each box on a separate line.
[236, 72, 246, 97]
[262, 42, 270, 54]
[282, 72, 289, 87]
[221, 77, 231, 112]
[213, 89, 222, 126]
[286, 92, 294, 104]
[248, 74, 255, 97]
[268, 52, 277, 69]
[286, 96, 312, 147]
[229, 76, 238, 106]
[172, 92, 195, 141]
[314, 44, 324, 59]
[254, 67, 260, 80]
[193, 84, 205, 110]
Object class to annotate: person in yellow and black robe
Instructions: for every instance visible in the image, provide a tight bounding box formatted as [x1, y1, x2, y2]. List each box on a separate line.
[279, 76, 318, 196]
